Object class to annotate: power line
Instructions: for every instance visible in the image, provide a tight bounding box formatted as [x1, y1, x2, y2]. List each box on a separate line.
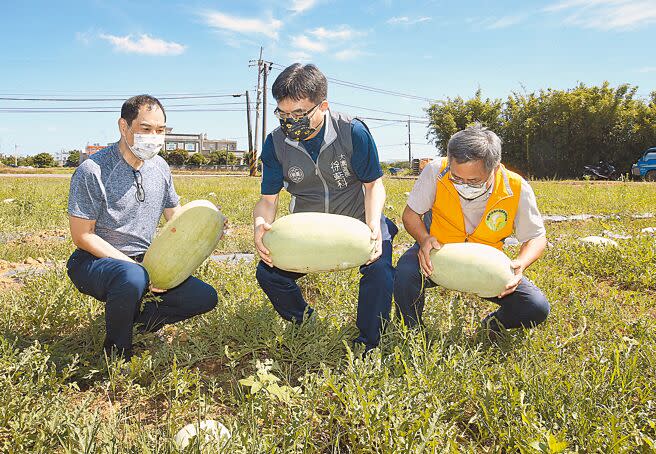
[0, 101, 246, 110]
[331, 102, 426, 119]
[0, 108, 248, 113]
[0, 94, 242, 102]
[270, 63, 437, 103]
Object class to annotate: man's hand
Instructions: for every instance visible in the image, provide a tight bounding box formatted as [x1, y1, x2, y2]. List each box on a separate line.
[149, 284, 166, 293]
[254, 220, 273, 267]
[365, 221, 382, 265]
[498, 260, 524, 298]
[418, 236, 442, 277]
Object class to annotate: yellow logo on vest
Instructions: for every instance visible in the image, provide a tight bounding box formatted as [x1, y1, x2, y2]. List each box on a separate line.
[485, 209, 508, 232]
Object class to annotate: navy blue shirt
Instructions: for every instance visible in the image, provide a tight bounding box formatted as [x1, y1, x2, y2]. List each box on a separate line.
[261, 118, 383, 195]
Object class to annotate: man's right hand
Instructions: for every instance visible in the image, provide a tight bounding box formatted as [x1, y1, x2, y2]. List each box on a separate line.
[418, 235, 442, 277]
[254, 221, 273, 266]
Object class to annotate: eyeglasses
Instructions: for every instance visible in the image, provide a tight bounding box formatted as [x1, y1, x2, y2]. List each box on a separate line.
[448, 172, 491, 189]
[274, 102, 322, 120]
[133, 169, 145, 202]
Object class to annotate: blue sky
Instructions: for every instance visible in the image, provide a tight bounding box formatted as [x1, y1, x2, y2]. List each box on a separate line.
[1, 0, 654, 161]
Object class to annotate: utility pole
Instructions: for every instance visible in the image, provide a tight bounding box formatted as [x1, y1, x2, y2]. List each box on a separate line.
[261, 61, 272, 156]
[245, 90, 253, 165]
[14, 144, 18, 166]
[249, 48, 274, 177]
[407, 118, 412, 165]
[250, 47, 263, 177]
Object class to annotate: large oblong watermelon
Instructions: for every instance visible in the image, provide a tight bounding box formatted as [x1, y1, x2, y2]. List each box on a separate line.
[262, 212, 376, 273]
[143, 200, 225, 289]
[428, 243, 514, 297]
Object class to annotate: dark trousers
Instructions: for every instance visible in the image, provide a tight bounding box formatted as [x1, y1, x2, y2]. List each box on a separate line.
[393, 243, 550, 329]
[256, 239, 396, 350]
[66, 249, 218, 355]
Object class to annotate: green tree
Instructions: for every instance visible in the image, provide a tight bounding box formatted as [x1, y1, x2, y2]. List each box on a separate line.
[188, 152, 207, 166]
[31, 153, 56, 168]
[65, 150, 81, 167]
[426, 83, 656, 178]
[426, 89, 504, 154]
[166, 149, 188, 166]
[209, 149, 228, 165]
[17, 156, 33, 167]
[226, 152, 237, 165]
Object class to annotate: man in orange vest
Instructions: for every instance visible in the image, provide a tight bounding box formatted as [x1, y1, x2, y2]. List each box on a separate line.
[394, 123, 550, 333]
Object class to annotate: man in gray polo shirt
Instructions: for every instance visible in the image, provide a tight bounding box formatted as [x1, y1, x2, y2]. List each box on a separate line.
[66, 95, 218, 360]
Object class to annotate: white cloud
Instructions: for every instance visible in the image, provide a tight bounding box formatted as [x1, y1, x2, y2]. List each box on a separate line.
[387, 16, 432, 25]
[638, 67, 656, 73]
[545, 0, 656, 30]
[288, 51, 312, 62]
[289, 0, 318, 14]
[486, 15, 525, 29]
[290, 26, 367, 59]
[99, 34, 186, 56]
[75, 31, 93, 46]
[334, 48, 369, 61]
[307, 25, 363, 40]
[292, 35, 327, 52]
[201, 11, 283, 39]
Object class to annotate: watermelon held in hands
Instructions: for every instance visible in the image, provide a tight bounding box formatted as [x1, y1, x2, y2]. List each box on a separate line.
[142, 200, 225, 289]
[262, 212, 377, 273]
[428, 242, 515, 298]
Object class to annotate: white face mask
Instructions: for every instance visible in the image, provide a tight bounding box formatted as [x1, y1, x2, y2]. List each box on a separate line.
[453, 182, 490, 200]
[126, 132, 165, 161]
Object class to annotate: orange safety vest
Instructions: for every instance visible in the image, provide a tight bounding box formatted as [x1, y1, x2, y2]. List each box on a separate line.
[429, 159, 522, 250]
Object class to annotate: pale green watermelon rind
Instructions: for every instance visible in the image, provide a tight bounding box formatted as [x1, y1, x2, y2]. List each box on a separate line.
[262, 212, 377, 273]
[143, 200, 225, 289]
[428, 243, 514, 297]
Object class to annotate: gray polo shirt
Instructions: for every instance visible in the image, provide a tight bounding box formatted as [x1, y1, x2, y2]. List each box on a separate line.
[67, 142, 180, 255]
[407, 158, 545, 243]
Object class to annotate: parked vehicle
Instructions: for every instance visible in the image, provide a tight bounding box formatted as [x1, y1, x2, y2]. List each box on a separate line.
[582, 161, 621, 180]
[631, 147, 656, 181]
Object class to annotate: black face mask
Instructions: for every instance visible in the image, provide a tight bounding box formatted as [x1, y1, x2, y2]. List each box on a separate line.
[279, 115, 318, 141]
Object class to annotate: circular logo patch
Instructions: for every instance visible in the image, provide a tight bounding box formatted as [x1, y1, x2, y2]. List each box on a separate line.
[485, 209, 509, 232]
[288, 166, 304, 183]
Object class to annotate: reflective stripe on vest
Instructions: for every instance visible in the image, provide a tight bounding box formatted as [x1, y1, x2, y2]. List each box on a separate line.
[429, 159, 522, 250]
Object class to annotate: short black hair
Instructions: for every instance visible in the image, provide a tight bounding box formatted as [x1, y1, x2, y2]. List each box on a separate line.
[120, 94, 166, 126]
[271, 63, 327, 104]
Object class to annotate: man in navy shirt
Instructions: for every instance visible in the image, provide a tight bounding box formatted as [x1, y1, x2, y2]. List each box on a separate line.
[254, 63, 397, 351]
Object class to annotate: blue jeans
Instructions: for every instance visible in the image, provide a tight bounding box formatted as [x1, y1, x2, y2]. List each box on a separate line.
[66, 249, 218, 356]
[256, 220, 398, 350]
[393, 243, 550, 329]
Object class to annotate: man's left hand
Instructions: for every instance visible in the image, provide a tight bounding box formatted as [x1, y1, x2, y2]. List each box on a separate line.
[365, 222, 382, 265]
[497, 260, 524, 298]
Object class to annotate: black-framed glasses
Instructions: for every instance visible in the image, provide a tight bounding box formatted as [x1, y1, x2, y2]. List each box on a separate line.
[133, 169, 145, 202]
[274, 102, 322, 120]
[448, 171, 492, 189]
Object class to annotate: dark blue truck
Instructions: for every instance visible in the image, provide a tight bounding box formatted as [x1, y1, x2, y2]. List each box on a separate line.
[632, 147, 656, 181]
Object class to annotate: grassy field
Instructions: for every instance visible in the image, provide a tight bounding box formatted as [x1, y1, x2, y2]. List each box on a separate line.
[0, 176, 655, 452]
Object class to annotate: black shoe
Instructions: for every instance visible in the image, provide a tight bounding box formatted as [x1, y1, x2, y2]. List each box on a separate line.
[475, 314, 504, 345]
[103, 338, 132, 361]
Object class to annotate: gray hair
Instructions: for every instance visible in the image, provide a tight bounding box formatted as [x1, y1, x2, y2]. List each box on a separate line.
[446, 123, 502, 172]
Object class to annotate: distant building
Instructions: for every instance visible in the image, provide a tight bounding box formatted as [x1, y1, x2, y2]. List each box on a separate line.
[165, 128, 244, 161]
[55, 150, 69, 167]
[80, 129, 246, 164]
